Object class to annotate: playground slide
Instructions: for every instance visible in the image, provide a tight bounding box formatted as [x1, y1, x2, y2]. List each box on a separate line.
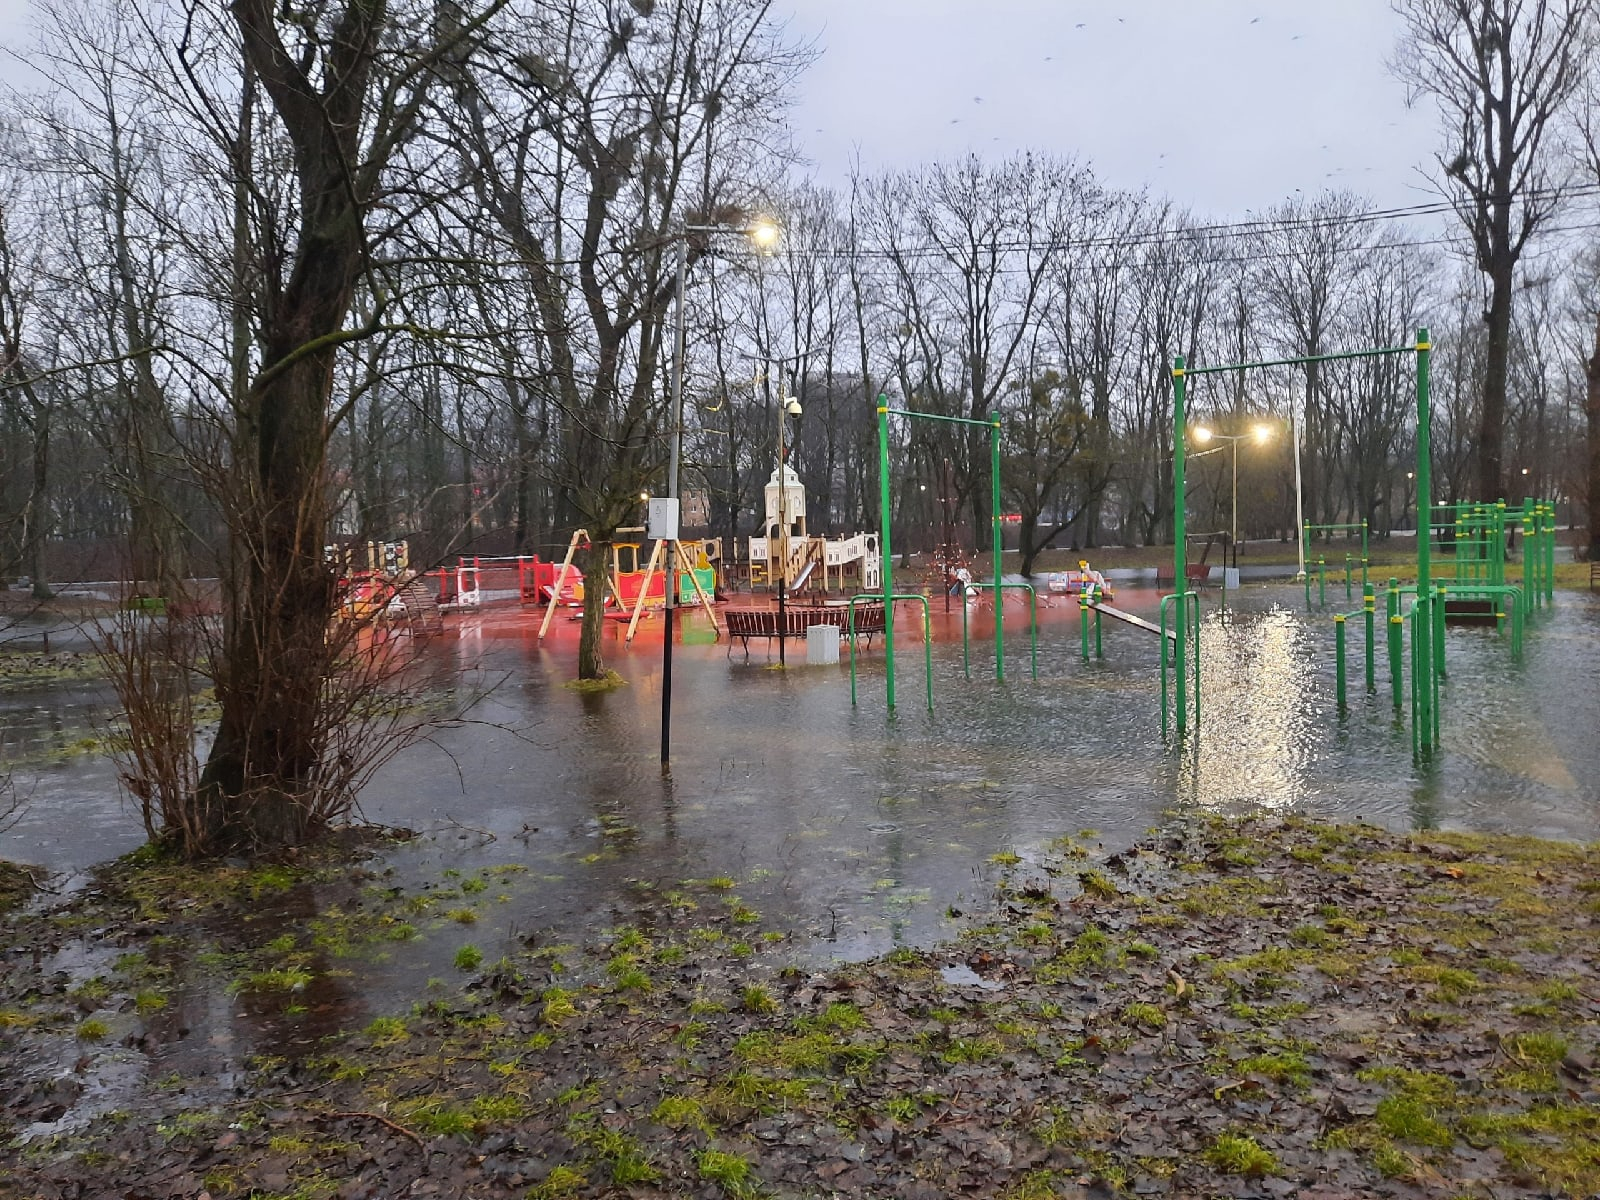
[791, 559, 818, 592]
[1088, 602, 1176, 641]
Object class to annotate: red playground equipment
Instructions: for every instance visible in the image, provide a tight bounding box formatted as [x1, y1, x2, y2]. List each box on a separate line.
[608, 534, 668, 623]
[430, 529, 721, 641]
[436, 554, 587, 610]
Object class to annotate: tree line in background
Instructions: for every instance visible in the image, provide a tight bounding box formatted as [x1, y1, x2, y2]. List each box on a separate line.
[0, 0, 1597, 852]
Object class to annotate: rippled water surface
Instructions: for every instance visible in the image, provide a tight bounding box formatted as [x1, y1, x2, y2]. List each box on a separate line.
[2, 585, 1598, 1077]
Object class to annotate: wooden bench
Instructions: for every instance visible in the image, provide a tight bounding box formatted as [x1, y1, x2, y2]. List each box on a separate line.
[1154, 564, 1212, 588]
[724, 603, 886, 656]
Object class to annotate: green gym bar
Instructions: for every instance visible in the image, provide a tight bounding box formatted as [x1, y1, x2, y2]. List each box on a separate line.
[1172, 355, 1190, 738]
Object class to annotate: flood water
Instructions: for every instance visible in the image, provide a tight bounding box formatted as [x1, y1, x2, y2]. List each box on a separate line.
[6, 586, 1600, 945]
[2, 583, 1598, 1100]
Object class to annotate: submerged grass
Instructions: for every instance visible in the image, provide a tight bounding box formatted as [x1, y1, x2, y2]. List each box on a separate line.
[4, 814, 1600, 1198]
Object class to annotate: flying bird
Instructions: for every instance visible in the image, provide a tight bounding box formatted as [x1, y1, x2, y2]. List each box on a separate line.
[1250, 16, 1260, 23]
[1075, 22, 1086, 28]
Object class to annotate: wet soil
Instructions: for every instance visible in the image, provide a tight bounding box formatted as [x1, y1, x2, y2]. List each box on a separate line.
[0, 863, 34, 916]
[3, 813, 1598, 1199]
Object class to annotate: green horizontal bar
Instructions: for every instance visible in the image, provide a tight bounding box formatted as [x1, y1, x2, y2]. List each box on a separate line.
[1183, 344, 1417, 376]
[883, 408, 996, 429]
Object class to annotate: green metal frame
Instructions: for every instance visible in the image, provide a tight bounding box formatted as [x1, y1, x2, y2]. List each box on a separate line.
[1180, 330, 1441, 756]
[1303, 521, 1369, 610]
[1158, 590, 1201, 738]
[961, 582, 1038, 680]
[1332, 583, 1378, 711]
[1078, 595, 1104, 663]
[867, 397, 1004, 712]
[848, 592, 932, 712]
[1169, 363, 1198, 736]
[1430, 499, 1555, 613]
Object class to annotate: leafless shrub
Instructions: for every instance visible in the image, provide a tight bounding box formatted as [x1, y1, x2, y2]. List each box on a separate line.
[90, 589, 208, 848]
[92, 574, 465, 858]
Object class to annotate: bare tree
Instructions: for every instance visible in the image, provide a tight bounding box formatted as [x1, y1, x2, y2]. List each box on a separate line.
[1572, 67, 1600, 557]
[1393, 0, 1594, 502]
[168, 0, 506, 850]
[869, 155, 1081, 555]
[1253, 191, 1370, 531]
[444, 0, 805, 680]
[999, 362, 1094, 577]
[0, 125, 59, 600]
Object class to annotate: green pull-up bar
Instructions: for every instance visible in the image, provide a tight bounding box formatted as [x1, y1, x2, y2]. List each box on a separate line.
[870, 396, 1005, 712]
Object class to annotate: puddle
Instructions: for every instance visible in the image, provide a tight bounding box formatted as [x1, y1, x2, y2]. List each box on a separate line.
[939, 963, 1005, 990]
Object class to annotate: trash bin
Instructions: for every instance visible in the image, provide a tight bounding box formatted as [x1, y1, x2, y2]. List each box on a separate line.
[806, 623, 841, 664]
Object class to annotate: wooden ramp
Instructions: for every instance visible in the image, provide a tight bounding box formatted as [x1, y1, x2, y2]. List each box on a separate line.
[1088, 602, 1176, 641]
[392, 577, 445, 635]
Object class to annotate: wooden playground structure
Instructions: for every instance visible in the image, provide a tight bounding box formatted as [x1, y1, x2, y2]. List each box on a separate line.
[745, 462, 881, 596]
[327, 539, 443, 635]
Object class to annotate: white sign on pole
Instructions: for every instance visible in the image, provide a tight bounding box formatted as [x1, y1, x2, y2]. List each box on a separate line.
[647, 497, 680, 541]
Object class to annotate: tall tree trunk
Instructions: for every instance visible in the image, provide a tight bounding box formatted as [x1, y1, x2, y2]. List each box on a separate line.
[1586, 311, 1600, 562]
[1478, 259, 1514, 502]
[1017, 515, 1043, 579]
[24, 395, 52, 600]
[201, 351, 340, 847]
[577, 541, 607, 679]
[198, 0, 386, 852]
[510, 379, 531, 554]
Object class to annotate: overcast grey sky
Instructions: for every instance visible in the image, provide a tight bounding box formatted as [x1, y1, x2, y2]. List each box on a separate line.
[0, 0, 1446, 223]
[777, 0, 1443, 221]
[0, 0, 27, 74]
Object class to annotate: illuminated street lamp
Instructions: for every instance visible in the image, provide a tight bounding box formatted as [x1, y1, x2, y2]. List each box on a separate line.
[662, 216, 780, 769]
[747, 217, 781, 251]
[1191, 423, 1274, 555]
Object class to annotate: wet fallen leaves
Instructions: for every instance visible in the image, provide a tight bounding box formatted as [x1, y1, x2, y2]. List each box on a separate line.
[3, 813, 1599, 1198]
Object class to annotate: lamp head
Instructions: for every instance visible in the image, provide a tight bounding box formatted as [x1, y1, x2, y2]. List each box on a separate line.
[1192, 426, 1214, 444]
[1252, 423, 1273, 445]
[747, 218, 781, 251]
[783, 397, 802, 418]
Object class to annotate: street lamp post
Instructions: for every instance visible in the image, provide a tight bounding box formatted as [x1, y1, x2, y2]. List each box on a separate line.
[662, 217, 779, 770]
[775, 383, 802, 667]
[1192, 423, 1272, 607]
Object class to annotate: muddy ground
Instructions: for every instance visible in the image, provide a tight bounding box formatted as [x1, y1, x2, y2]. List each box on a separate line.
[1, 814, 1597, 1199]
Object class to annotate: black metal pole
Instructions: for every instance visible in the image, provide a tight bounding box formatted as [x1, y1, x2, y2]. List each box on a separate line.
[777, 396, 787, 668]
[661, 235, 687, 769]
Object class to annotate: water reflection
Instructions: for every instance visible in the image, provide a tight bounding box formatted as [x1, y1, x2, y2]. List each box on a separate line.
[1178, 606, 1323, 809]
[3, 589, 1599, 979]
